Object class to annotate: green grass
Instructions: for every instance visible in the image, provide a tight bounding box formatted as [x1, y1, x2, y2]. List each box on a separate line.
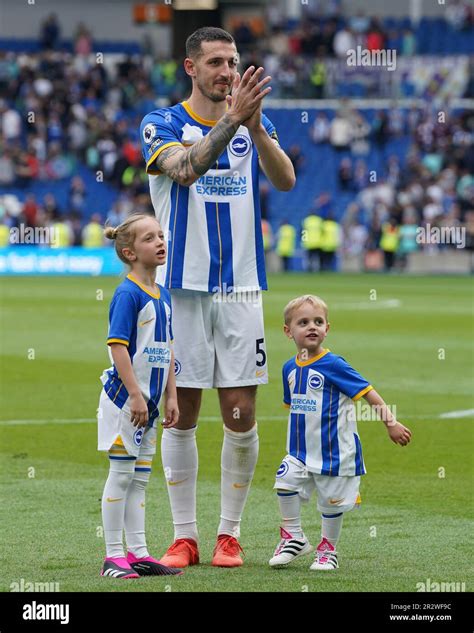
[0, 273, 473, 592]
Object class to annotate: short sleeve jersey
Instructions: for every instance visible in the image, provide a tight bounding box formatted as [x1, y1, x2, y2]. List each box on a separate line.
[100, 274, 173, 426]
[282, 349, 373, 476]
[140, 100, 280, 293]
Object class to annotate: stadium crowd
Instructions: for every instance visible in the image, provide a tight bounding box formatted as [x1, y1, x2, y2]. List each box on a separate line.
[0, 9, 473, 265]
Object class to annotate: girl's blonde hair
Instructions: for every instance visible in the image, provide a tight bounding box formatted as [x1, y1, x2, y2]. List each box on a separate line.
[284, 294, 329, 325]
[104, 213, 157, 264]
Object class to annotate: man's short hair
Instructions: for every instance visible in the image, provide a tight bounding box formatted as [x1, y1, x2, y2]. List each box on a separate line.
[185, 27, 235, 59]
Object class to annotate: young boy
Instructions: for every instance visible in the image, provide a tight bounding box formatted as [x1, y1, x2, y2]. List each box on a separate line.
[269, 294, 411, 570]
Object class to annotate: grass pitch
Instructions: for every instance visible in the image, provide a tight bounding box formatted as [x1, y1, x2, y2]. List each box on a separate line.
[0, 273, 473, 593]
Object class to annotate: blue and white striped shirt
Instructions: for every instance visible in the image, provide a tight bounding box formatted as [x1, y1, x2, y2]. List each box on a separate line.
[282, 349, 373, 476]
[140, 101, 279, 293]
[100, 274, 173, 427]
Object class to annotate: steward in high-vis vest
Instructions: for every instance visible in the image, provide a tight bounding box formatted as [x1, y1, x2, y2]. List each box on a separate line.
[302, 213, 323, 272]
[50, 220, 72, 248]
[276, 221, 296, 272]
[82, 214, 104, 248]
[380, 218, 399, 271]
[320, 214, 340, 271]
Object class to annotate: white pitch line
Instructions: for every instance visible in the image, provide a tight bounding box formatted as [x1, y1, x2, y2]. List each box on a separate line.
[439, 408, 474, 419]
[1, 409, 473, 426]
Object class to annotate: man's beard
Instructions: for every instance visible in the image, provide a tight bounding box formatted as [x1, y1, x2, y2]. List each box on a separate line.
[196, 78, 230, 103]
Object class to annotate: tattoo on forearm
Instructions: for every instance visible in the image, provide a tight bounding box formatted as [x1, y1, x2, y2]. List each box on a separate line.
[154, 114, 240, 184]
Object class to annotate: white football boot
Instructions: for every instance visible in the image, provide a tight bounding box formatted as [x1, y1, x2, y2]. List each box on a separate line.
[309, 537, 339, 570]
[269, 527, 313, 567]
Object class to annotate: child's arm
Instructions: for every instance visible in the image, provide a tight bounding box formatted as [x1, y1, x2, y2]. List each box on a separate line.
[162, 349, 179, 429]
[363, 389, 412, 446]
[110, 343, 149, 428]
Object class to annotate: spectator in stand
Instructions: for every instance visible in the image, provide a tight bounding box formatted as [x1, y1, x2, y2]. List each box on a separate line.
[349, 11, 370, 36]
[333, 25, 355, 58]
[446, 0, 471, 30]
[330, 111, 352, 150]
[0, 99, 22, 142]
[366, 18, 386, 51]
[354, 159, 369, 191]
[14, 149, 39, 188]
[69, 176, 87, 214]
[287, 144, 305, 176]
[401, 29, 416, 56]
[0, 147, 15, 186]
[338, 157, 354, 191]
[233, 20, 255, 52]
[40, 14, 61, 51]
[23, 194, 38, 228]
[397, 211, 419, 269]
[74, 24, 93, 56]
[310, 112, 330, 144]
[321, 20, 338, 56]
[372, 111, 390, 148]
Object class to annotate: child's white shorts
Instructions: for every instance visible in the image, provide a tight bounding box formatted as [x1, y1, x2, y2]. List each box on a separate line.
[274, 454, 361, 514]
[97, 390, 157, 458]
[170, 289, 268, 389]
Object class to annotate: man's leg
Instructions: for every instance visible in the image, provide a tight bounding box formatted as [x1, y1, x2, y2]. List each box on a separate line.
[212, 386, 259, 566]
[160, 387, 201, 567]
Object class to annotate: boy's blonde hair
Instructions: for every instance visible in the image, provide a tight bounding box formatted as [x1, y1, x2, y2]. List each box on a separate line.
[104, 213, 157, 264]
[284, 294, 329, 325]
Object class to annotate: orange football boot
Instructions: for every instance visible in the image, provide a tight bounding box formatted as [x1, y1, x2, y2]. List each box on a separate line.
[211, 535, 244, 567]
[160, 538, 199, 568]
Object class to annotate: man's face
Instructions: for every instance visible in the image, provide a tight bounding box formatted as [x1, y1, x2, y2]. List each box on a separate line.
[186, 41, 239, 103]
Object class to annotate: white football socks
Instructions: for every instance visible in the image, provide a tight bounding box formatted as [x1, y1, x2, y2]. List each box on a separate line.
[218, 424, 259, 538]
[124, 457, 153, 559]
[161, 426, 199, 542]
[277, 491, 304, 539]
[321, 512, 344, 547]
[101, 458, 135, 558]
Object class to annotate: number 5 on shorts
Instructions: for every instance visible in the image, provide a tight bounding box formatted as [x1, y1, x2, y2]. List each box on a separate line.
[256, 338, 267, 367]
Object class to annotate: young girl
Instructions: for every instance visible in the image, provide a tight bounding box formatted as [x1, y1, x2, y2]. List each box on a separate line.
[270, 294, 412, 570]
[98, 213, 182, 578]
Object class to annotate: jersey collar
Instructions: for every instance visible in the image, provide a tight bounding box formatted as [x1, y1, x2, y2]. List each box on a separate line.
[126, 273, 160, 299]
[181, 100, 219, 127]
[295, 348, 330, 367]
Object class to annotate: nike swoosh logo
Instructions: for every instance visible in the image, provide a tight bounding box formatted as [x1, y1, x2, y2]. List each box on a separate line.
[233, 482, 250, 489]
[255, 370, 266, 377]
[167, 478, 189, 486]
[329, 498, 345, 505]
[139, 317, 155, 327]
[106, 497, 123, 503]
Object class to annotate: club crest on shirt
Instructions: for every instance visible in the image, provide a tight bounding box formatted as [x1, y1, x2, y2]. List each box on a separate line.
[308, 373, 324, 391]
[174, 358, 182, 376]
[134, 429, 144, 446]
[229, 134, 251, 157]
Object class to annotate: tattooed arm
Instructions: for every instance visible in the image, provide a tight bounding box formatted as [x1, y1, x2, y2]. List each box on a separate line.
[153, 66, 272, 186]
[154, 113, 241, 186]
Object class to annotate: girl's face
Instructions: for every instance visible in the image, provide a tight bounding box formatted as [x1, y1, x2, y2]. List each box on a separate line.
[125, 217, 166, 268]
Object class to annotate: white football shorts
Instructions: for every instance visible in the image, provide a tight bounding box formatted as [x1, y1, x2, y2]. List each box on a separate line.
[97, 390, 157, 458]
[273, 454, 361, 514]
[170, 289, 268, 389]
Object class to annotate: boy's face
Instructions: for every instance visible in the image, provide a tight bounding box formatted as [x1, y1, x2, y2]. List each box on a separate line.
[284, 302, 330, 357]
[124, 217, 166, 267]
